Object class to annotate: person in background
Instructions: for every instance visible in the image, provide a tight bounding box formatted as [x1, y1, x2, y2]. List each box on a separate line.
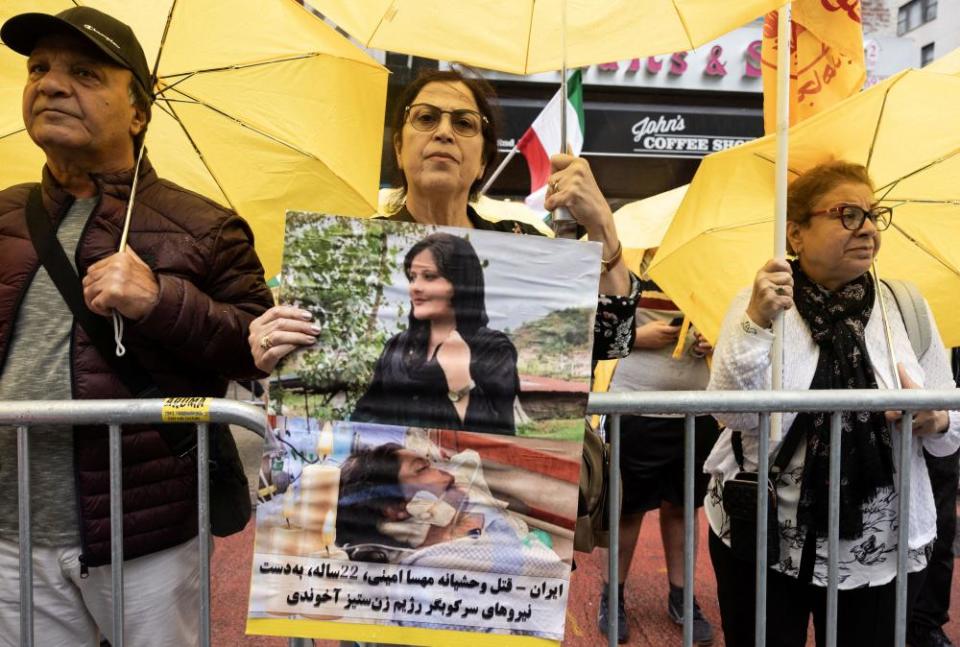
[907, 345, 960, 647]
[598, 247, 719, 645]
[704, 160, 959, 647]
[0, 7, 272, 646]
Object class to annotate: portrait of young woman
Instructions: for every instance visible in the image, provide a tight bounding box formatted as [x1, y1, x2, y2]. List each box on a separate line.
[352, 232, 519, 435]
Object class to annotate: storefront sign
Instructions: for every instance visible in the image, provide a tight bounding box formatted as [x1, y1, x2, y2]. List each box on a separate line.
[466, 25, 766, 94]
[498, 102, 762, 159]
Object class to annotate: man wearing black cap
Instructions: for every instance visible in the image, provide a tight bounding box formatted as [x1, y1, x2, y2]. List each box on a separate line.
[0, 7, 272, 646]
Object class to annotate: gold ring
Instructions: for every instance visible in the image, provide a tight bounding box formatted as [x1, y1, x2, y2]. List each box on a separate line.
[259, 334, 273, 350]
[550, 181, 559, 193]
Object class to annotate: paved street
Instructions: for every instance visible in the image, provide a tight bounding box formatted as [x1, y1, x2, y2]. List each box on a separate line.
[211, 507, 960, 646]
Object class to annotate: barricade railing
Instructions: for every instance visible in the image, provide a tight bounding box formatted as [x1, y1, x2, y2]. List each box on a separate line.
[6, 391, 958, 646]
[0, 398, 266, 647]
[587, 389, 960, 647]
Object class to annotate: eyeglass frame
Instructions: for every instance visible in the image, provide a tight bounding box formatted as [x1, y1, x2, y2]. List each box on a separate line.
[403, 102, 489, 137]
[807, 203, 894, 231]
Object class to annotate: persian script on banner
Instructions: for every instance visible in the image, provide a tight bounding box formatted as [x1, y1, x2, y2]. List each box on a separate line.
[246, 214, 602, 645]
[761, 0, 866, 133]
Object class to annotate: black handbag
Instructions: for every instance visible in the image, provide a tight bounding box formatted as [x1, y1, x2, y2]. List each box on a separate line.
[722, 422, 805, 563]
[25, 184, 251, 537]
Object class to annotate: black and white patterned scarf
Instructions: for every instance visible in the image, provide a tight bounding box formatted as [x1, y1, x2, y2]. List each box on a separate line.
[789, 259, 895, 540]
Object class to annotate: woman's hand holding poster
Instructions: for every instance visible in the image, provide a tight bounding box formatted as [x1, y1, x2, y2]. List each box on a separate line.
[247, 214, 601, 645]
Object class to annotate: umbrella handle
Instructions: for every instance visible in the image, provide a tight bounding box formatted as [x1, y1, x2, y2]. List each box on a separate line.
[550, 206, 577, 238]
[113, 311, 127, 357]
[112, 145, 146, 357]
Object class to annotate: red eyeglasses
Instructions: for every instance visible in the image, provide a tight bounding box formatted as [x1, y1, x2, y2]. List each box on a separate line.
[808, 204, 893, 231]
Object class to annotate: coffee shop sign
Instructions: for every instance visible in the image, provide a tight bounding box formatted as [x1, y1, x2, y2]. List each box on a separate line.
[632, 115, 751, 155]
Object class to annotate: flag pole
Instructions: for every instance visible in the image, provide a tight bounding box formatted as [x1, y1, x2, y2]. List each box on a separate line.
[551, 0, 576, 237]
[479, 144, 519, 195]
[559, 2, 567, 158]
[771, 3, 792, 442]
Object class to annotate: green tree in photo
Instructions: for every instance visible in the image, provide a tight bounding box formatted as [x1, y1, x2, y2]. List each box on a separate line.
[272, 215, 422, 420]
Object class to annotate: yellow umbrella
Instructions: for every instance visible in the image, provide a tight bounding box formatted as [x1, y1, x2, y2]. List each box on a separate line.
[612, 184, 687, 275]
[928, 46, 960, 75]
[649, 68, 960, 347]
[0, 0, 387, 277]
[311, 0, 783, 74]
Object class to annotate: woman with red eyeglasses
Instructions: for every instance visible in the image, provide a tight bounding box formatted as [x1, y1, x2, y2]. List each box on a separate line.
[703, 160, 960, 647]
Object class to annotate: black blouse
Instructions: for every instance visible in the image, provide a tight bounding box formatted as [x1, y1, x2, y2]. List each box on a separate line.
[352, 327, 519, 435]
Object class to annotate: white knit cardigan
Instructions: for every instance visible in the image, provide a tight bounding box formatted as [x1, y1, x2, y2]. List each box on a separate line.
[704, 286, 960, 584]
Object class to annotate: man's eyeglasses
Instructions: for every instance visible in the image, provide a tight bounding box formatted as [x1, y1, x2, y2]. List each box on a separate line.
[809, 204, 894, 231]
[404, 103, 487, 137]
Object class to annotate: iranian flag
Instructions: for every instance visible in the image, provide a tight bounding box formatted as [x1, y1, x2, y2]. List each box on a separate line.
[518, 70, 585, 214]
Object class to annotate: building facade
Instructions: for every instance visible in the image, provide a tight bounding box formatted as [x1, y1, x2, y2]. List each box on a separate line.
[863, 0, 960, 83]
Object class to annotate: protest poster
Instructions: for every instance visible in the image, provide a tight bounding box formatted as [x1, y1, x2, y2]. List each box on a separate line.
[246, 214, 601, 645]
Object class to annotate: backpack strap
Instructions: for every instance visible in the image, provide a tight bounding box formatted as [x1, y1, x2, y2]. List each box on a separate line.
[880, 278, 932, 362]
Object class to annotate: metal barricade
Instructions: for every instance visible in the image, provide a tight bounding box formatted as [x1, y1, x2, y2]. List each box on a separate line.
[588, 389, 960, 647]
[6, 390, 957, 646]
[0, 398, 267, 647]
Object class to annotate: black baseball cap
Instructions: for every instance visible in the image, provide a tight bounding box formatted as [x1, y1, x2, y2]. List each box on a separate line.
[1, 6, 153, 99]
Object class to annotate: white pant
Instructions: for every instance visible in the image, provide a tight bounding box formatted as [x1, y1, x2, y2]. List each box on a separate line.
[0, 536, 201, 647]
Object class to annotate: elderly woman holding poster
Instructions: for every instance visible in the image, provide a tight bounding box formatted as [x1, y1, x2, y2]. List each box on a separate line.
[249, 68, 638, 383]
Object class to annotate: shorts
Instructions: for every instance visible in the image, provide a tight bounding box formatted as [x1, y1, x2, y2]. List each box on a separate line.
[608, 414, 721, 516]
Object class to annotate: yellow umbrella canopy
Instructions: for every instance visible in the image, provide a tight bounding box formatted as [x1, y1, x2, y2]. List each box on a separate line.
[311, 0, 783, 74]
[0, 0, 387, 277]
[649, 68, 960, 347]
[927, 46, 960, 75]
[612, 184, 687, 275]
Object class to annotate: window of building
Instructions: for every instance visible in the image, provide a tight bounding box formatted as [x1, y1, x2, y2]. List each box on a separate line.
[898, 0, 938, 35]
[921, 42, 935, 66]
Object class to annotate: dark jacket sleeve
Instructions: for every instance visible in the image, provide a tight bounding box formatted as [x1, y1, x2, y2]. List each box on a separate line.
[592, 271, 640, 361]
[131, 215, 273, 380]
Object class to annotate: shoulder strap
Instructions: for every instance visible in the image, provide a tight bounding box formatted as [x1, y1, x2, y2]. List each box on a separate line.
[24, 184, 158, 398]
[772, 418, 806, 473]
[880, 278, 931, 362]
[731, 415, 806, 476]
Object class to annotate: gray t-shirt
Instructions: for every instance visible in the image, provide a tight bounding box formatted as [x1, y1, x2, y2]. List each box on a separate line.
[0, 196, 97, 545]
[609, 306, 710, 394]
